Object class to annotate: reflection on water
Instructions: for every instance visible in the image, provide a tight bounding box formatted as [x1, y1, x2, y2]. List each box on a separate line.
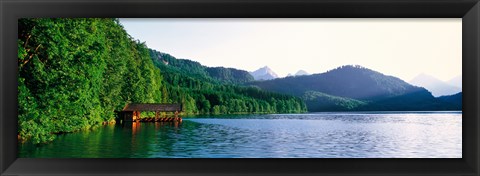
[19, 112, 462, 158]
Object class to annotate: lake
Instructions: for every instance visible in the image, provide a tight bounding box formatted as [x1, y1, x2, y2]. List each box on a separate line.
[18, 112, 462, 158]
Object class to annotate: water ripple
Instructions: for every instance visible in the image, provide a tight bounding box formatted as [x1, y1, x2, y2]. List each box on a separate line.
[19, 112, 462, 158]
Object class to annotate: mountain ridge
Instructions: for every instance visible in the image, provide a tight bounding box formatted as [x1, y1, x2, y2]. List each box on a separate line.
[447, 75, 462, 89]
[251, 65, 426, 100]
[150, 49, 255, 84]
[148, 51, 461, 112]
[250, 65, 460, 111]
[295, 70, 309, 76]
[409, 73, 461, 97]
[250, 66, 279, 80]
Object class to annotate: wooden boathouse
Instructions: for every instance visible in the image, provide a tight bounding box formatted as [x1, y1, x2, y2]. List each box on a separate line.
[117, 103, 182, 123]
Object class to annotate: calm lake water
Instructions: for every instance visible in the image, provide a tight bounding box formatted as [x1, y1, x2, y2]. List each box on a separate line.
[19, 112, 462, 158]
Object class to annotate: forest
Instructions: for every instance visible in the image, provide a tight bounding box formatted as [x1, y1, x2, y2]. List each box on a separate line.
[17, 18, 306, 144]
[149, 49, 306, 115]
[250, 65, 462, 111]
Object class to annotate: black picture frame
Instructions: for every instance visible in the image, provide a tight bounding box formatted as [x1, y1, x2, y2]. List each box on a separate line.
[1, 0, 479, 176]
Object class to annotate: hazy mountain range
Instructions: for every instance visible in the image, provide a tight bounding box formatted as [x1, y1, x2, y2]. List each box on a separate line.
[287, 70, 310, 77]
[250, 67, 311, 80]
[409, 73, 461, 97]
[295, 70, 309, 76]
[249, 65, 461, 111]
[250, 66, 462, 98]
[448, 75, 462, 88]
[150, 51, 461, 111]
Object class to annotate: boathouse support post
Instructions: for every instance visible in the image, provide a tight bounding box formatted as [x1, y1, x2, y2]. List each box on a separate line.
[133, 111, 141, 122]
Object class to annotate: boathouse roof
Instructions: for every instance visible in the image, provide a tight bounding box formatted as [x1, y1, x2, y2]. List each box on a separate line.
[122, 103, 182, 112]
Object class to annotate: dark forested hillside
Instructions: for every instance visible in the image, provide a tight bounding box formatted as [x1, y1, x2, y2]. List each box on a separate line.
[250, 65, 461, 111]
[206, 67, 255, 84]
[302, 91, 367, 111]
[251, 65, 423, 100]
[149, 49, 306, 115]
[437, 92, 462, 110]
[149, 49, 254, 84]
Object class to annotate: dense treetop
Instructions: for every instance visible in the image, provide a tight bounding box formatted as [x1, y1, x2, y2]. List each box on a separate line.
[18, 18, 164, 143]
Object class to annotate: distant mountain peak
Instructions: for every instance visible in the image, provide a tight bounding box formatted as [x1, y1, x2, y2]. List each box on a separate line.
[409, 73, 461, 97]
[447, 74, 462, 88]
[250, 66, 279, 80]
[410, 73, 437, 83]
[295, 70, 309, 76]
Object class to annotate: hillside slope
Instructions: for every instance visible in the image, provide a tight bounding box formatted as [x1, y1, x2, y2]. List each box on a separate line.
[250, 65, 460, 111]
[150, 49, 255, 85]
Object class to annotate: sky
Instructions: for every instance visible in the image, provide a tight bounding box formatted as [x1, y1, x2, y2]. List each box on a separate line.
[119, 18, 461, 82]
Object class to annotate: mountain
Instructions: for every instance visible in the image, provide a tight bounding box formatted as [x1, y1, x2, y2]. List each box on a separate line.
[409, 73, 461, 97]
[250, 65, 460, 111]
[149, 49, 306, 114]
[447, 75, 462, 89]
[206, 67, 255, 84]
[150, 49, 254, 84]
[250, 65, 425, 100]
[250, 66, 279, 80]
[286, 70, 310, 77]
[295, 70, 309, 76]
[437, 92, 462, 110]
[302, 91, 367, 111]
